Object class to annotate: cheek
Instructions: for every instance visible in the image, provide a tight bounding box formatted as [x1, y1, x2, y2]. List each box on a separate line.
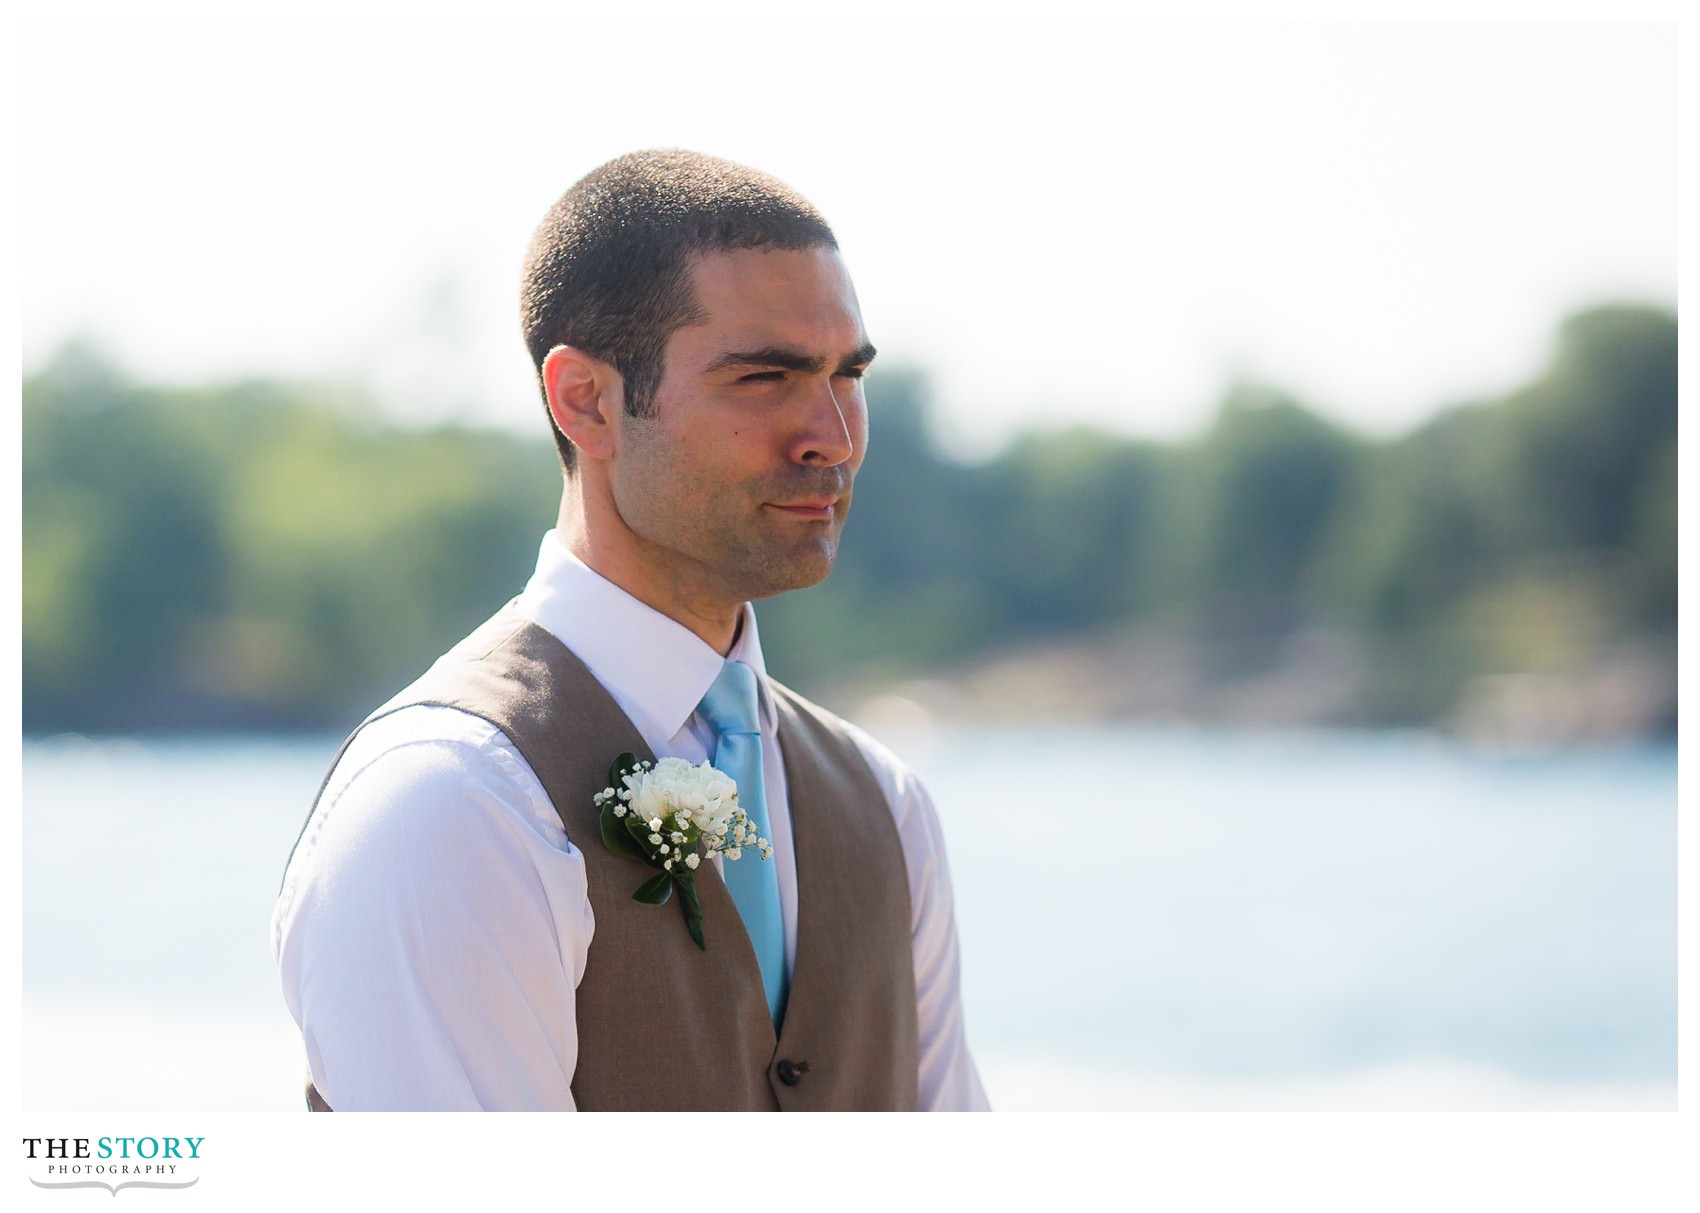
[848, 400, 871, 462]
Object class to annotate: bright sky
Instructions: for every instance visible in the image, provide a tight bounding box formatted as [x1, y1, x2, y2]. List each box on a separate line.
[20, 19, 1675, 452]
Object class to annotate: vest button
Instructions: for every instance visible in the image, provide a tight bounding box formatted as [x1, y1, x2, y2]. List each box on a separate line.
[776, 1059, 810, 1086]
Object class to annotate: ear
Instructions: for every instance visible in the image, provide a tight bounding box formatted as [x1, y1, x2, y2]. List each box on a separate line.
[542, 345, 622, 463]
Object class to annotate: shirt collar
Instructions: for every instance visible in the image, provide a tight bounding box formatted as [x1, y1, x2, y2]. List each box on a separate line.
[513, 530, 776, 746]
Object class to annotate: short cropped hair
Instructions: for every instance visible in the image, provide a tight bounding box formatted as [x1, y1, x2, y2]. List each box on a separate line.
[519, 149, 838, 469]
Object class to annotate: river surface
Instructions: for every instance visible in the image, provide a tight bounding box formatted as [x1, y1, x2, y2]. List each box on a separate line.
[21, 725, 1676, 1111]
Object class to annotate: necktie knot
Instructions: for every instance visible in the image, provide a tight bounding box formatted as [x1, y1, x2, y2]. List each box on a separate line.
[699, 660, 762, 738]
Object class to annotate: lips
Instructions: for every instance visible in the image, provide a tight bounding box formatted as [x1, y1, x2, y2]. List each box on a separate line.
[765, 498, 839, 520]
[762, 472, 848, 518]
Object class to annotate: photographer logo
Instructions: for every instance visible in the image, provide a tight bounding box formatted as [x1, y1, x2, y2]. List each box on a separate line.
[22, 1136, 202, 1196]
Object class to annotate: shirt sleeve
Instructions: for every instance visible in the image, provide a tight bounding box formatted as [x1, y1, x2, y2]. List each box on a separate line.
[842, 724, 992, 1111]
[271, 707, 594, 1111]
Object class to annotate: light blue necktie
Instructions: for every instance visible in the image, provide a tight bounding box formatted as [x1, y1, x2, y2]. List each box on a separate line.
[698, 659, 788, 1026]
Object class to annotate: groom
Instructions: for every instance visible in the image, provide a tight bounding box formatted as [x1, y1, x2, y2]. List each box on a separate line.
[272, 149, 988, 1111]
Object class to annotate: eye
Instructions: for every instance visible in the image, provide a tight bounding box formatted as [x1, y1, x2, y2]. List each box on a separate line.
[835, 367, 867, 380]
[739, 370, 785, 383]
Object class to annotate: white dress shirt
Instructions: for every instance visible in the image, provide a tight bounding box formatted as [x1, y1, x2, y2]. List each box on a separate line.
[272, 532, 989, 1111]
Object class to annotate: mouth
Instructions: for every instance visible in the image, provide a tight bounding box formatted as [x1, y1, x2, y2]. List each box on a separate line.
[764, 498, 839, 521]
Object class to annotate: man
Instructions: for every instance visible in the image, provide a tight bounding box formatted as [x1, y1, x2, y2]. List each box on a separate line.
[272, 149, 988, 1111]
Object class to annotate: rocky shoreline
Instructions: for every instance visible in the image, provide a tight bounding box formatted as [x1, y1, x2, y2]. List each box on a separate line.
[836, 623, 1675, 750]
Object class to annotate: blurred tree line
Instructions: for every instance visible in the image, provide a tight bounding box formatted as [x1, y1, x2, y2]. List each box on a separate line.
[22, 304, 1675, 738]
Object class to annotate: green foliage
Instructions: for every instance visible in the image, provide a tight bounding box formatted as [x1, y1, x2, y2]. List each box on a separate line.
[21, 304, 1675, 732]
[1169, 383, 1363, 632]
[1502, 306, 1677, 554]
[23, 352, 559, 731]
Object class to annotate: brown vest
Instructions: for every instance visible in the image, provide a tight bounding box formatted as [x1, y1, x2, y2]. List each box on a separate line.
[294, 604, 919, 1111]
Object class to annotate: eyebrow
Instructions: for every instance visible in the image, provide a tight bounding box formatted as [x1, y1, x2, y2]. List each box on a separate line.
[703, 342, 878, 376]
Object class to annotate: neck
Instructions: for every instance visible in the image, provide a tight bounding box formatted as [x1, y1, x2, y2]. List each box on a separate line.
[554, 485, 743, 655]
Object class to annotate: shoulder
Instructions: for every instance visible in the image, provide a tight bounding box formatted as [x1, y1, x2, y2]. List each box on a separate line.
[326, 703, 565, 843]
[768, 680, 939, 851]
[368, 606, 572, 720]
[770, 679, 893, 778]
[274, 703, 594, 962]
[279, 705, 571, 920]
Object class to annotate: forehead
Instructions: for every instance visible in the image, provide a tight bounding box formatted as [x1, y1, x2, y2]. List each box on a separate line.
[676, 246, 867, 357]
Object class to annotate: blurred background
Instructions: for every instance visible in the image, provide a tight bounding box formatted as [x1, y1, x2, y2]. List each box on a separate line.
[20, 19, 1675, 1111]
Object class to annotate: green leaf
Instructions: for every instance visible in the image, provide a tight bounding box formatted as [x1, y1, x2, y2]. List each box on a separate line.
[632, 872, 674, 905]
[607, 752, 640, 789]
[599, 802, 648, 862]
[677, 874, 706, 951]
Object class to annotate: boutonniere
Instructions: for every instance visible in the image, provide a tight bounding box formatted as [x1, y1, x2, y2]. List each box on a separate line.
[593, 753, 774, 950]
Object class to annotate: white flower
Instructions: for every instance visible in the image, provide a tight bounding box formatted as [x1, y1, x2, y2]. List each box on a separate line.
[593, 754, 773, 950]
[628, 756, 740, 837]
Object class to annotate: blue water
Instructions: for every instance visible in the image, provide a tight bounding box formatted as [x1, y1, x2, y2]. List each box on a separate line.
[910, 725, 1675, 1087]
[20, 727, 1676, 1108]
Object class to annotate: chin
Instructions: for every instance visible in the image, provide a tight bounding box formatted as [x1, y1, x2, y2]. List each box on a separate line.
[741, 546, 838, 601]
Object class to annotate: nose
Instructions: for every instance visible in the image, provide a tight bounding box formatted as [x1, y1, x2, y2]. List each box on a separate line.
[790, 377, 858, 467]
